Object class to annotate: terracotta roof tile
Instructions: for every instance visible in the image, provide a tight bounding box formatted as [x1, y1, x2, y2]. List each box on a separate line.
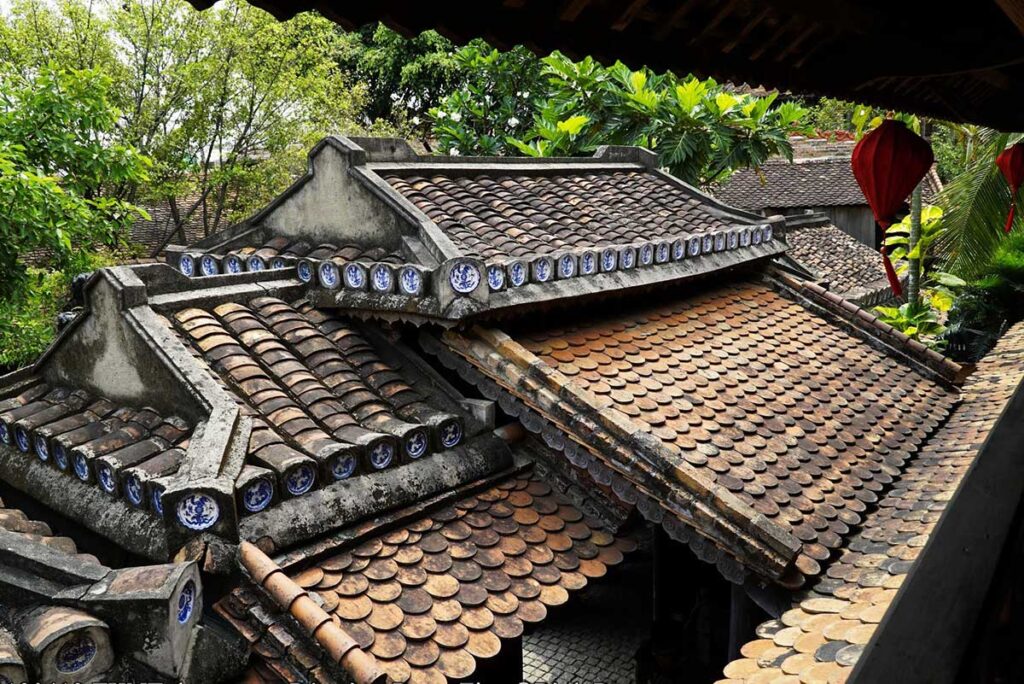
[385, 171, 731, 260]
[220, 471, 634, 683]
[170, 297, 465, 515]
[785, 222, 889, 299]
[0, 381, 191, 505]
[718, 321, 1024, 683]
[442, 278, 958, 585]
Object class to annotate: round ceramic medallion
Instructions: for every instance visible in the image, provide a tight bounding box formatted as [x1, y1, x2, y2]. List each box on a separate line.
[243, 478, 273, 512]
[601, 248, 617, 272]
[449, 262, 481, 293]
[72, 453, 90, 481]
[533, 257, 553, 282]
[176, 492, 219, 530]
[487, 264, 505, 291]
[297, 260, 314, 283]
[509, 261, 527, 287]
[178, 254, 195, 277]
[344, 262, 367, 289]
[14, 427, 29, 453]
[318, 261, 340, 289]
[125, 474, 144, 506]
[332, 454, 357, 480]
[200, 255, 219, 276]
[55, 634, 96, 674]
[369, 441, 395, 469]
[177, 580, 197, 624]
[285, 464, 316, 496]
[224, 255, 243, 274]
[247, 256, 265, 271]
[558, 254, 576, 278]
[370, 264, 393, 292]
[619, 247, 636, 269]
[687, 237, 701, 257]
[656, 242, 670, 263]
[35, 435, 49, 462]
[406, 430, 429, 459]
[54, 444, 69, 470]
[580, 251, 597, 275]
[97, 464, 116, 493]
[440, 421, 463, 448]
[640, 243, 654, 265]
[271, 257, 287, 269]
[399, 266, 423, 295]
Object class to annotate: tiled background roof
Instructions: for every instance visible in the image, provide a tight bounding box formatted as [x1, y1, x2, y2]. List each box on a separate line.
[719, 321, 1024, 684]
[786, 223, 889, 297]
[386, 171, 730, 260]
[492, 279, 958, 584]
[714, 158, 870, 211]
[218, 472, 635, 683]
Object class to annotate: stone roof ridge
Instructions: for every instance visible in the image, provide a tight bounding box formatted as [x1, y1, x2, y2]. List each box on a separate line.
[771, 272, 967, 385]
[238, 541, 387, 684]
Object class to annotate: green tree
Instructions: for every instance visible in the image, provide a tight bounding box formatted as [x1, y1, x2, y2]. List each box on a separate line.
[0, 65, 149, 296]
[335, 23, 465, 147]
[431, 51, 809, 186]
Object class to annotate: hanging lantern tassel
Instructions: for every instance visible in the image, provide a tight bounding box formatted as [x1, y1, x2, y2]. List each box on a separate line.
[997, 143, 1024, 234]
[880, 245, 903, 298]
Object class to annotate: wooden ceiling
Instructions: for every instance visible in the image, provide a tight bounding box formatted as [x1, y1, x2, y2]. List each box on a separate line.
[188, 0, 1024, 130]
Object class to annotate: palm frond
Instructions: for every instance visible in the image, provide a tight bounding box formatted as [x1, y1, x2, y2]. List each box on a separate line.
[935, 130, 1023, 279]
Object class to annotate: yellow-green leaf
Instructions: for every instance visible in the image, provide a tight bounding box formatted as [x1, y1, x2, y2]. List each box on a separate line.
[556, 115, 590, 135]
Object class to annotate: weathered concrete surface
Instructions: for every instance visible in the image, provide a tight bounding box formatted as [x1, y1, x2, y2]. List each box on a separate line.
[260, 138, 410, 248]
[240, 435, 513, 550]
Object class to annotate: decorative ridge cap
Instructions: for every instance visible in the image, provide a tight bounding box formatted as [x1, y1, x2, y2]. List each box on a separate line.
[772, 271, 968, 385]
[238, 541, 387, 684]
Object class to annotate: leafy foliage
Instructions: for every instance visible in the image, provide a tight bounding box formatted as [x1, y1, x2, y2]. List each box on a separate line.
[335, 24, 465, 145]
[431, 51, 810, 186]
[874, 301, 946, 345]
[0, 65, 149, 296]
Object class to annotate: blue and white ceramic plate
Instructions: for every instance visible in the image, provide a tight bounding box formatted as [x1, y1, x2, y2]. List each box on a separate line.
[176, 493, 219, 530]
[242, 478, 273, 513]
[449, 262, 481, 293]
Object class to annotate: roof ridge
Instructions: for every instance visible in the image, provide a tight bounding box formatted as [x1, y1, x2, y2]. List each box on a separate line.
[771, 272, 968, 385]
[238, 541, 386, 684]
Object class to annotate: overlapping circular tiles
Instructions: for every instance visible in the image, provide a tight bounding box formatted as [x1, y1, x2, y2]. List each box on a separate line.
[512, 280, 958, 585]
[283, 475, 634, 683]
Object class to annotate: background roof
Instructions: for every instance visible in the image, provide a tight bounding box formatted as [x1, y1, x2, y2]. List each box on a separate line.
[187, 0, 1024, 130]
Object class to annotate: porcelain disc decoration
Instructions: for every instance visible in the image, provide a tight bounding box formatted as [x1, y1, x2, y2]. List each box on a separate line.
[371, 264, 393, 292]
[73, 454, 90, 481]
[656, 243, 670, 263]
[176, 492, 219, 530]
[332, 454, 357, 480]
[620, 247, 636, 269]
[53, 444, 68, 470]
[152, 489, 164, 516]
[449, 262, 481, 293]
[125, 475, 144, 506]
[763, 224, 774, 241]
[200, 255, 219, 276]
[509, 261, 527, 287]
[487, 264, 505, 291]
[558, 255, 576, 278]
[688, 237, 701, 257]
[752, 228, 763, 245]
[247, 256, 265, 271]
[406, 430, 429, 459]
[271, 257, 287, 269]
[673, 239, 686, 260]
[601, 248, 617, 272]
[0, 423, 7, 444]
[319, 261, 340, 289]
[740, 228, 752, 247]
[702, 234, 714, 253]
[534, 257, 553, 282]
[581, 252, 597, 275]
[14, 427, 29, 453]
[440, 421, 463, 448]
[369, 441, 394, 469]
[399, 266, 423, 295]
[285, 464, 316, 496]
[344, 262, 367, 289]
[225, 255, 243, 274]
[640, 244, 654, 266]
[177, 580, 197, 624]
[34, 435, 49, 461]
[97, 464, 116, 493]
[297, 260, 314, 283]
[55, 634, 96, 674]
[714, 233, 726, 251]
[178, 254, 195, 277]
[243, 478, 273, 512]
[728, 231, 739, 249]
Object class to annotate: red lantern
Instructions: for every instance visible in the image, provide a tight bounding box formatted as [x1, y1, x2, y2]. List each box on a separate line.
[996, 143, 1024, 233]
[851, 119, 935, 298]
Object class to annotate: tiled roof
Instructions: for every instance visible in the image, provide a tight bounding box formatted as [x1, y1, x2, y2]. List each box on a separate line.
[441, 278, 959, 586]
[785, 221, 890, 299]
[218, 470, 634, 684]
[714, 158, 940, 212]
[385, 171, 731, 261]
[0, 382, 192, 501]
[718, 321, 1024, 683]
[170, 297, 466, 519]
